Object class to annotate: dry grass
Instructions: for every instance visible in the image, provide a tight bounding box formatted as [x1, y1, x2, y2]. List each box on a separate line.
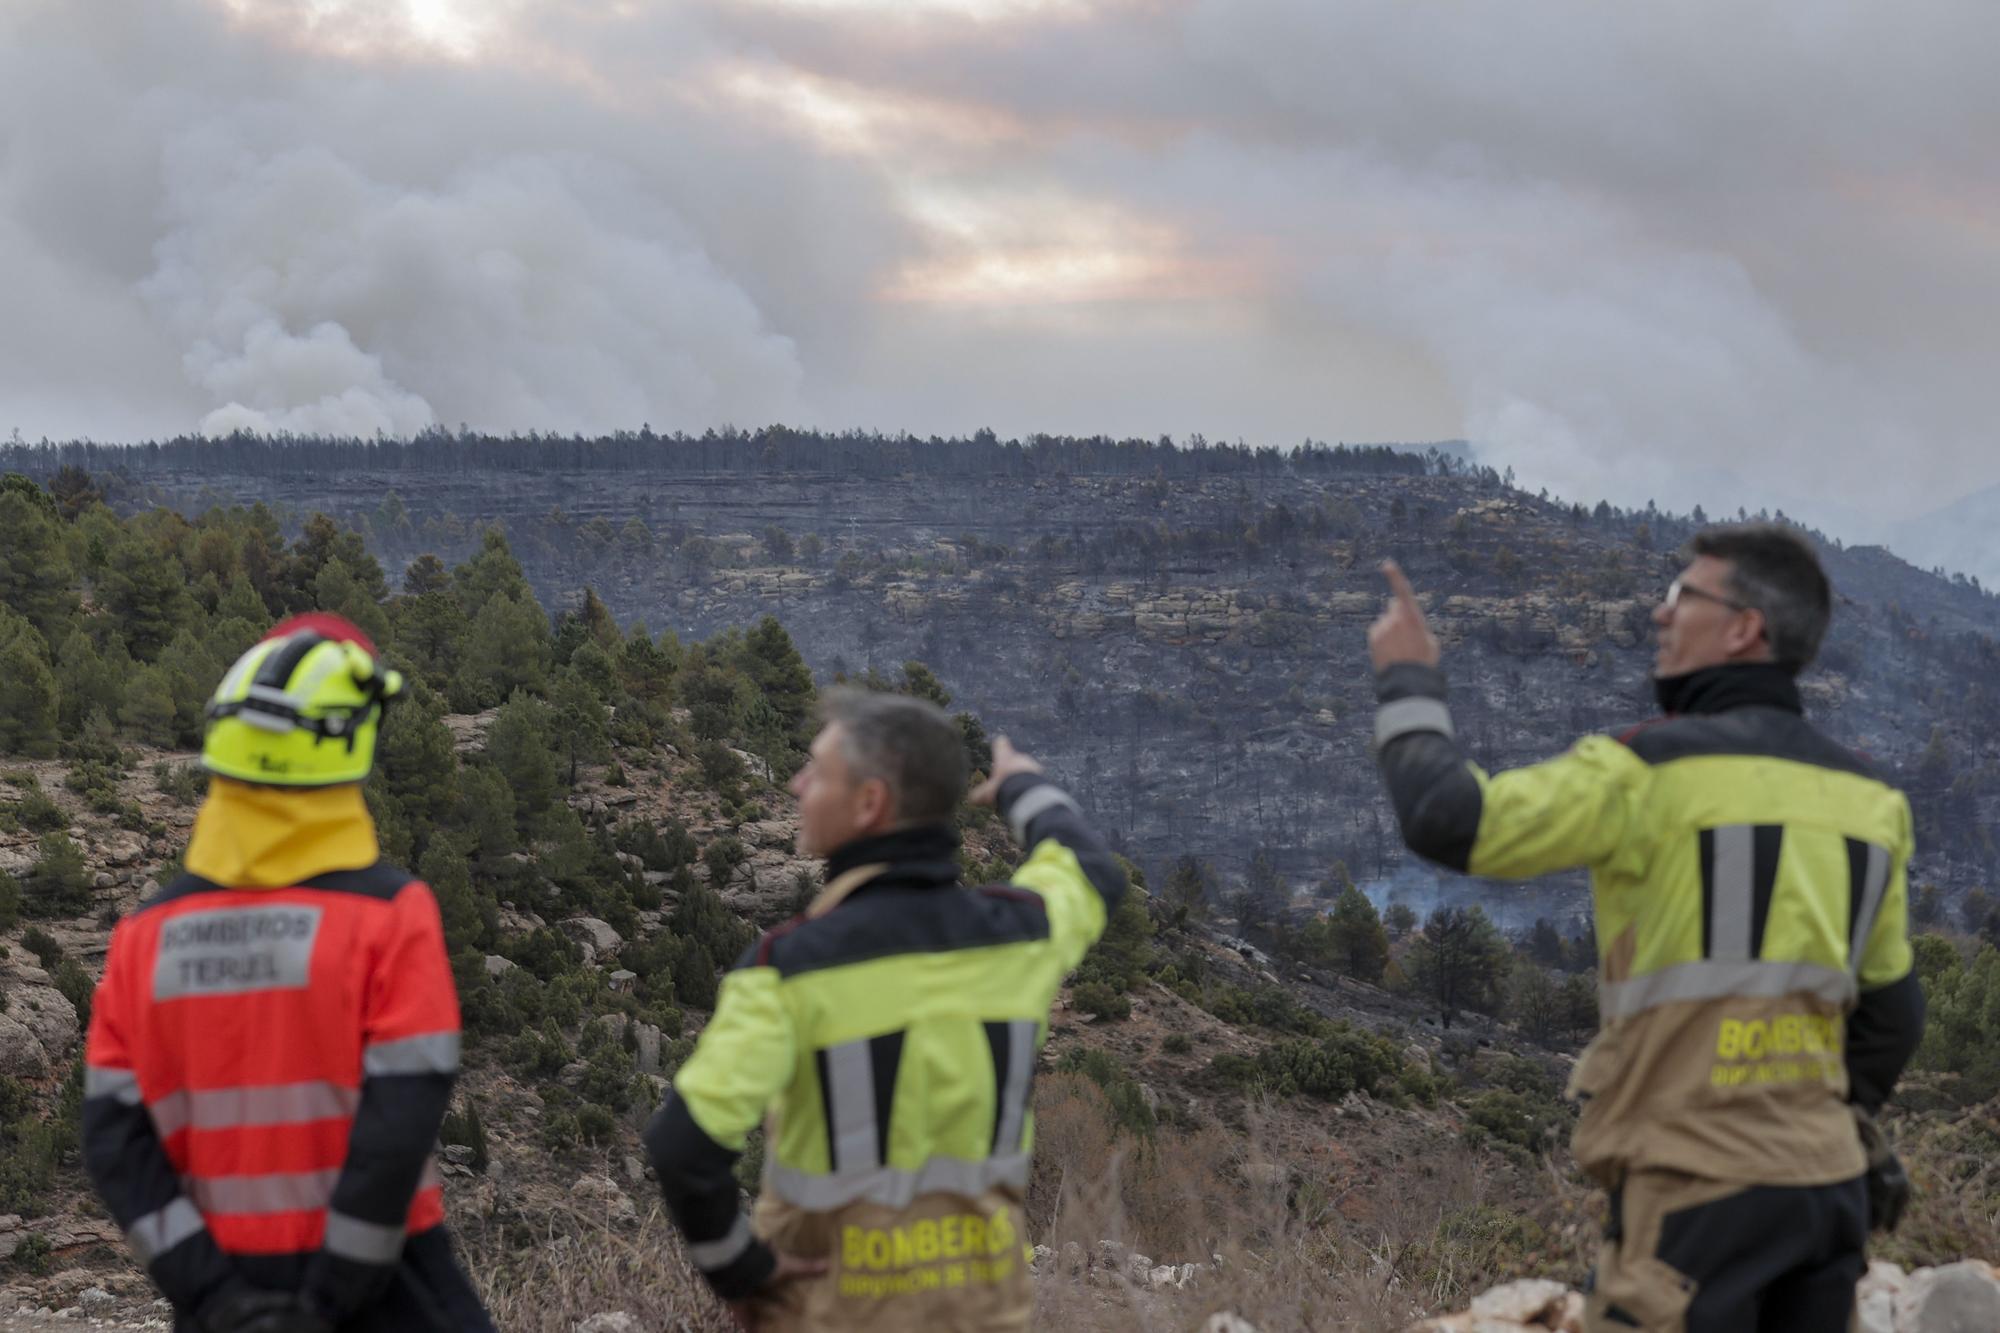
[1023, 1074, 1584, 1331]
[450, 1088, 2000, 1331]
[459, 1201, 734, 1333]
[1875, 1098, 2000, 1271]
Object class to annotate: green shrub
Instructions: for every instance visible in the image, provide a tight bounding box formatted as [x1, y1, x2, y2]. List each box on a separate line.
[20, 926, 62, 968]
[702, 835, 747, 884]
[440, 1103, 490, 1172]
[505, 1024, 572, 1079]
[151, 760, 206, 807]
[506, 928, 582, 983]
[1257, 1024, 1405, 1101]
[1072, 981, 1131, 1022]
[9, 784, 66, 833]
[1056, 1048, 1155, 1138]
[1206, 1052, 1262, 1091]
[0, 872, 18, 933]
[52, 959, 93, 1029]
[27, 832, 91, 917]
[537, 1109, 582, 1155]
[0, 1064, 81, 1218]
[5, 1232, 51, 1274]
[1162, 1032, 1192, 1055]
[64, 759, 125, 810]
[576, 1103, 618, 1146]
[1461, 1089, 1564, 1159]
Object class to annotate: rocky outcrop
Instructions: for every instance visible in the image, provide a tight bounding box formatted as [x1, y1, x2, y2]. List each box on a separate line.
[0, 980, 78, 1078]
[558, 917, 624, 965]
[1414, 1262, 2000, 1333]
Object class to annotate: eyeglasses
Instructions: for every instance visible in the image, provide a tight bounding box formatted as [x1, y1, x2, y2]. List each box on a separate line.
[1664, 577, 1750, 614]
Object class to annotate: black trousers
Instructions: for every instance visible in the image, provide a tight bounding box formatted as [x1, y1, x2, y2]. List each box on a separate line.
[1588, 1171, 1868, 1332]
[174, 1226, 496, 1332]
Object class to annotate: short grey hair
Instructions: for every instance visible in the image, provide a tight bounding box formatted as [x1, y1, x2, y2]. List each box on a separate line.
[819, 686, 968, 824]
[1690, 524, 1833, 671]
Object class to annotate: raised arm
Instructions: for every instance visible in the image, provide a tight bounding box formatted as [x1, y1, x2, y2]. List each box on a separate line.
[1369, 561, 1642, 878]
[972, 736, 1128, 969]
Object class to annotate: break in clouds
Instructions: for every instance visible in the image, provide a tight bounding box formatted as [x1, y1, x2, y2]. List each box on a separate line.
[3, 0, 1998, 572]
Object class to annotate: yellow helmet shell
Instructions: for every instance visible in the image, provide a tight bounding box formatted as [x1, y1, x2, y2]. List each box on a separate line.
[202, 616, 406, 788]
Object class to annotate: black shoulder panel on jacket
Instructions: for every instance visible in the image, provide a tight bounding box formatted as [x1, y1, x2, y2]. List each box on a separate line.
[758, 885, 1050, 979]
[140, 872, 230, 912]
[299, 862, 417, 901]
[1622, 709, 1881, 781]
[142, 862, 414, 909]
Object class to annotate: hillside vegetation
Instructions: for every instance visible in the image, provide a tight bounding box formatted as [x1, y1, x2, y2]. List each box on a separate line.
[11, 431, 2000, 918]
[2, 469, 1997, 1329]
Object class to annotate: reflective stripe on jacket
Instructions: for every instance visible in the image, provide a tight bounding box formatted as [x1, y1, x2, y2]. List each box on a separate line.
[646, 774, 1126, 1331]
[1375, 661, 1922, 1186]
[83, 857, 463, 1323]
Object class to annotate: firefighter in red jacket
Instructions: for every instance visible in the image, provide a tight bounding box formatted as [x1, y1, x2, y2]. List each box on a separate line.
[82, 614, 494, 1333]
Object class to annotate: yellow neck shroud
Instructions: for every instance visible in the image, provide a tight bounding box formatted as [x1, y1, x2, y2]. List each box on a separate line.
[184, 778, 380, 888]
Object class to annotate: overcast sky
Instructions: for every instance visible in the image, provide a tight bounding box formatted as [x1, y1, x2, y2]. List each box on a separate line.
[4, 0, 1997, 560]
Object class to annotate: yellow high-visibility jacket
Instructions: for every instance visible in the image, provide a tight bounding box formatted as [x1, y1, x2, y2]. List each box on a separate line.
[645, 774, 1124, 1332]
[1374, 661, 1923, 1186]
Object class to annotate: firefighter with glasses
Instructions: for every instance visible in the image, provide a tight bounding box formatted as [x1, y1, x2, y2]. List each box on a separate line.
[1366, 525, 1923, 1332]
[83, 614, 493, 1332]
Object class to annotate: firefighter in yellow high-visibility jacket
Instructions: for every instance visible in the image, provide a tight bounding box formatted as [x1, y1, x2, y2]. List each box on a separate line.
[1367, 525, 1923, 1333]
[644, 687, 1125, 1332]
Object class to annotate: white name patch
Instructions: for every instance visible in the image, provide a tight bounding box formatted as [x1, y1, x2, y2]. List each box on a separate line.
[153, 905, 323, 1000]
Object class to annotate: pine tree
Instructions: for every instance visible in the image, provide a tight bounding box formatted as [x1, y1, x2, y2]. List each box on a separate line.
[744, 620, 816, 725]
[118, 665, 180, 748]
[1526, 918, 1567, 969]
[1079, 873, 1154, 993]
[98, 533, 189, 660]
[1407, 905, 1511, 1028]
[456, 591, 551, 708]
[421, 834, 492, 952]
[375, 681, 460, 854]
[1383, 902, 1419, 939]
[312, 558, 392, 648]
[453, 527, 531, 619]
[158, 628, 221, 747]
[899, 661, 951, 709]
[455, 764, 519, 861]
[1162, 855, 1211, 927]
[618, 624, 678, 708]
[55, 628, 129, 734]
[0, 485, 76, 641]
[548, 668, 611, 786]
[28, 832, 92, 917]
[1507, 965, 1564, 1044]
[392, 588, 470, 693]
[484, 691, 560, 830]
[402, 553, 450, 597]
[1231, 848, 1288, 932]
[0, 612, 59, 757]
[1324, 885, 1389, 984]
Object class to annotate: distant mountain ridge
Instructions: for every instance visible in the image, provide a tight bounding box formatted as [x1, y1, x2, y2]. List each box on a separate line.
[10, 431, 1999, 914]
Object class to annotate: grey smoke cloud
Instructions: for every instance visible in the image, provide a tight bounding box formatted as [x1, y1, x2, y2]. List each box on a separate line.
[144, 142, 803, 435]
[1, 0, 831, 439]
[3, 0, 1997, 575]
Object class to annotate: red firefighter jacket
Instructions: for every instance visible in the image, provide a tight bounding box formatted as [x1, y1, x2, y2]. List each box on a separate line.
[82, 781, 463, 1325]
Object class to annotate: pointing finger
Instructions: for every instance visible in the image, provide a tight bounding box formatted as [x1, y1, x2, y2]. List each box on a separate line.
[1380, 560, 1422, 614]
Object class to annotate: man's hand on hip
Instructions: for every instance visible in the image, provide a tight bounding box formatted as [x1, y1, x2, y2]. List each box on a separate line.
[1368, 559, 1441, 672]
[970, 735, 1044, 806]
